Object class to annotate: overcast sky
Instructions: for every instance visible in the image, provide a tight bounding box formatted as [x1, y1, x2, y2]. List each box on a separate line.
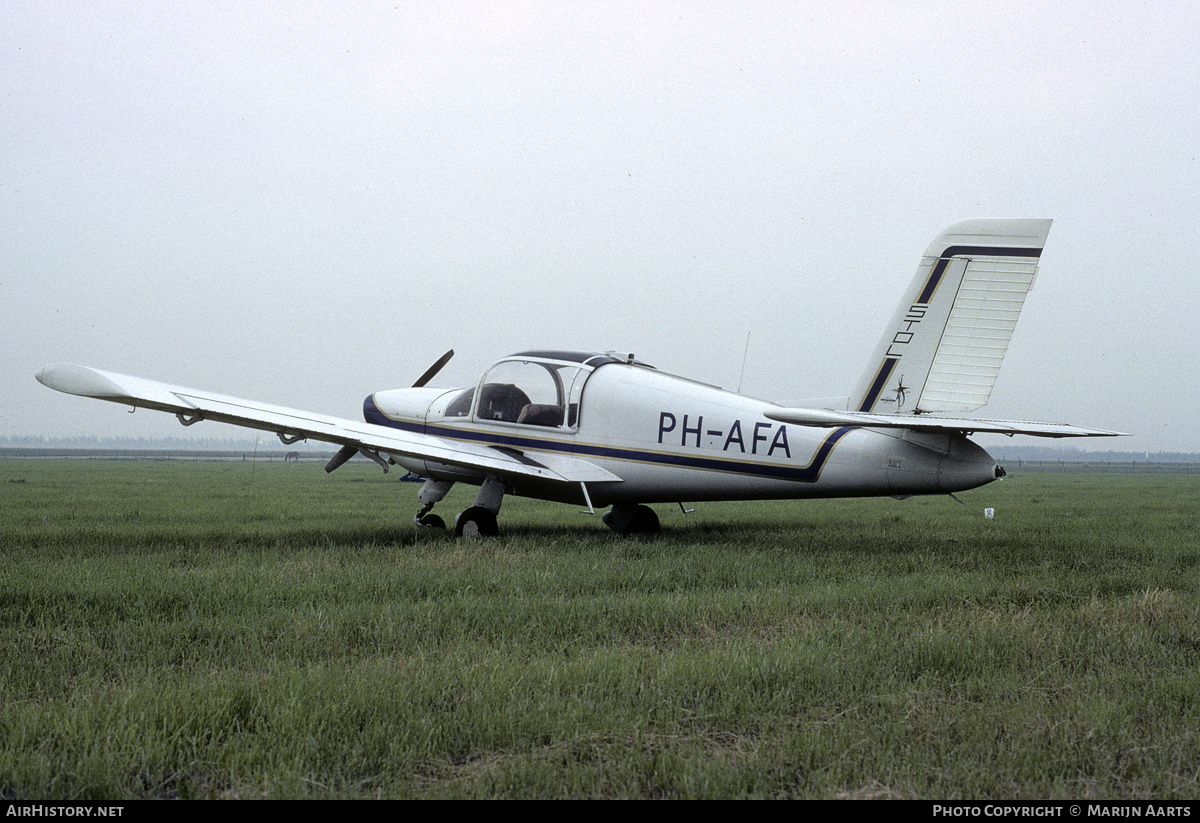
[5, 1, 1198, 452]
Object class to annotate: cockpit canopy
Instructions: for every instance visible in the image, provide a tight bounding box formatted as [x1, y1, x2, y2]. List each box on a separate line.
[444, 351, 651, 431]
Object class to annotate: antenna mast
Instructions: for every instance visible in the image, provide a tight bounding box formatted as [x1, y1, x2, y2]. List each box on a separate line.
[736, 332, 751, 394]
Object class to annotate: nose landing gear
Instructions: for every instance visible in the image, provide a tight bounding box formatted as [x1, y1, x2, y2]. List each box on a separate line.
[414, 478, 454, 530]
[414, 506, 446, 529]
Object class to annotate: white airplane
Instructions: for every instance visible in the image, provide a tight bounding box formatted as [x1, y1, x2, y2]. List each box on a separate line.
[37, 219, 1123, 536]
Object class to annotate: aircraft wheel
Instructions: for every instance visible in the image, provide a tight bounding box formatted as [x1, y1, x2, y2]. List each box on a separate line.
[416, 513, 446, 529]
[602, 504, 660, 535]
[455, 506, 499, 538]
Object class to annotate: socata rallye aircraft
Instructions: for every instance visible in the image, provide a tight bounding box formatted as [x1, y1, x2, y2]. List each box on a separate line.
[38, 219, 1122, 537]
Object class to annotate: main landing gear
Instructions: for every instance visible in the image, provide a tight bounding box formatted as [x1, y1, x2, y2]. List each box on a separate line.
[454, 506, 500, 538]
[413, 477, 661, 537]
[414, 476, 506, 538]
[601, 503, 660, 535]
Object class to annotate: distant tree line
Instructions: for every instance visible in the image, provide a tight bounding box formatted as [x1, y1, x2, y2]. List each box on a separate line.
[987, 444, 1200, 464]
[0, 435, 327, 451]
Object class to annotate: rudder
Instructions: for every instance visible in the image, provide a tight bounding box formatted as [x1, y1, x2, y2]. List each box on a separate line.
[850, 219, 1052, 415]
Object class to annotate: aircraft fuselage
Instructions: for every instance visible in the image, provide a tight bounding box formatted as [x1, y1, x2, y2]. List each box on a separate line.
[365, 353, 1001, 508]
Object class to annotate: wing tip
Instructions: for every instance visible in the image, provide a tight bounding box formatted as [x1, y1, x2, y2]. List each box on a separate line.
[36, 363, 127, 399]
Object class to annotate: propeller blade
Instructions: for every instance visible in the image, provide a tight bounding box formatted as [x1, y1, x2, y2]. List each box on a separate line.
[412, 349, 454, 388]
[327, 349, 452, 473]
[324, 444, 358, 473]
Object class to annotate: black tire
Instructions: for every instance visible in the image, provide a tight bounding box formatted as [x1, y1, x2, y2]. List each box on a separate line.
[602, 504, 660, 535]
[455, 506, 500, 538]
[417, 513, 446, 530]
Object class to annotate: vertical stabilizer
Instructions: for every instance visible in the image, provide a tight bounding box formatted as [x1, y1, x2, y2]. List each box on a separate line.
[850, 219, 1052, 415]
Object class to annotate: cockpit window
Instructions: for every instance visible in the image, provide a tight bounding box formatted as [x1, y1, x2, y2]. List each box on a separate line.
[464, 359, 589, 429]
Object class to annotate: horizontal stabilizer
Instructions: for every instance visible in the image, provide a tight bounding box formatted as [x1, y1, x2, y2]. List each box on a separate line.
[765, 406, 1125, 438]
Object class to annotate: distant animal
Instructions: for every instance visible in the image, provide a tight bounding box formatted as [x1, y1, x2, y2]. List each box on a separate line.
[285, 451, 301, 462]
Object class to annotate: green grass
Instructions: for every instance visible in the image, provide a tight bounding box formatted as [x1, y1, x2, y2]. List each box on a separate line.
[2, 460, 1199, 798]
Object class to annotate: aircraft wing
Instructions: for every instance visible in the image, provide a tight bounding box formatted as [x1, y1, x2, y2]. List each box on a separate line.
[764, 406, 1125, 438]
[35, 363, 621, 484]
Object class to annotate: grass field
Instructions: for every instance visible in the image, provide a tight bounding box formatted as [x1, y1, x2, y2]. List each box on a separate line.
[2, 458, 1198, 799]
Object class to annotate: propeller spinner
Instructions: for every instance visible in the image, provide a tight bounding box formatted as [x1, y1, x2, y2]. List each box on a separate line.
[324, 349, 454, 473]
